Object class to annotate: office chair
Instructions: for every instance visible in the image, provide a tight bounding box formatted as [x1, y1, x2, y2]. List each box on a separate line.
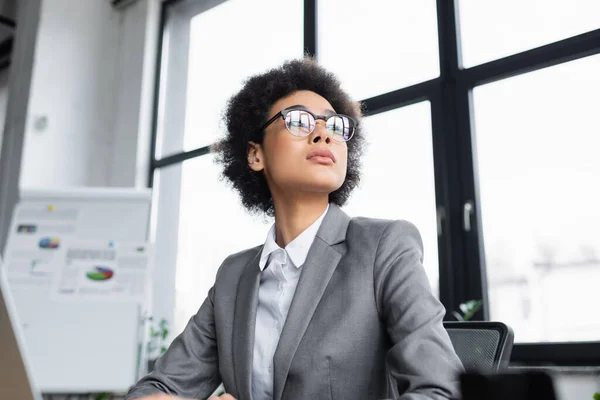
[444, 321, 514, 372]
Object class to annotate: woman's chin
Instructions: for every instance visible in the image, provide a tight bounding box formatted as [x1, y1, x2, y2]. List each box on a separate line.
[294, 180, 343, 195]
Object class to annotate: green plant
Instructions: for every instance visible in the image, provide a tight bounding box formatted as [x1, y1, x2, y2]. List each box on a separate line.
[147, 318, 170, 360]
[593, 392, 599, 400]
[453, 299, 483, 322]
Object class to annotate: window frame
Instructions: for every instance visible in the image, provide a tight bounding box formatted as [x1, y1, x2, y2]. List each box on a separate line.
[149, 0, 600, 366]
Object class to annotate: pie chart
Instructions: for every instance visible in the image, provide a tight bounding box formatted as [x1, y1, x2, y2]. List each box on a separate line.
[39, 237, 60, 249]
[86, 266, 114, 281]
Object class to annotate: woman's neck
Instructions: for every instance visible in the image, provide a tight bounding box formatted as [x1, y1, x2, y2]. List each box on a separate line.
[272, 195, 329, 248]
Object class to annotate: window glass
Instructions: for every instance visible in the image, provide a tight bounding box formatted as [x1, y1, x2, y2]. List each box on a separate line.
[473, 54, 600, 341]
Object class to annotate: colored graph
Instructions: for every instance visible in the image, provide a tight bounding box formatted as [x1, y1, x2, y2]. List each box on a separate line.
[86, 266, 114, 281]
[39, 237, 60, 249]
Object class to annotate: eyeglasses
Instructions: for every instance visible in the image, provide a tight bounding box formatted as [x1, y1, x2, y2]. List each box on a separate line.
[259, 107, 357, 142]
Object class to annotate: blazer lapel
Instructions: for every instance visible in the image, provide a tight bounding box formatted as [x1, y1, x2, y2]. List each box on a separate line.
[272, 204, 351, 400]
[232, 248, 262, 400]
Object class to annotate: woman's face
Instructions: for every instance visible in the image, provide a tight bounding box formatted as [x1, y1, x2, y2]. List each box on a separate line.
[248, 90, 349, 199]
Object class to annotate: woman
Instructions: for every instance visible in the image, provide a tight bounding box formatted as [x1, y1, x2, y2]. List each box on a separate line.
[126, 59, 463, 400]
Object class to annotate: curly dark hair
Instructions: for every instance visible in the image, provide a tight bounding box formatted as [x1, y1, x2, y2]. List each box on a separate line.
[213, 58, 366, 217]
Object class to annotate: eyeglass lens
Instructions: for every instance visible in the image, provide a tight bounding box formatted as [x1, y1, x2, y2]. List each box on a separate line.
[284, 110, 353, 141]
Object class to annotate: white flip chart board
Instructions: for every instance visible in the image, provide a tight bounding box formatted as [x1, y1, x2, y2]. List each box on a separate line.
[2, 188, 151, 393]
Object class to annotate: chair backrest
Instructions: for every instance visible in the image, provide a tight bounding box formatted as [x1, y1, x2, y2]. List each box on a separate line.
[444, 321, 514, 372]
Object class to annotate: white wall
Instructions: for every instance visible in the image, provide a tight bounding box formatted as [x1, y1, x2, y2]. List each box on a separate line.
[21, 0, 120, 187]
[19, 0, 157, 189]
[111, 0, 159, 188]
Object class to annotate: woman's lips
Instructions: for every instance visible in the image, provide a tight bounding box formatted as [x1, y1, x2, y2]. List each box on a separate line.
[307, 149, 336, 165]
[308, 155, 334, 165]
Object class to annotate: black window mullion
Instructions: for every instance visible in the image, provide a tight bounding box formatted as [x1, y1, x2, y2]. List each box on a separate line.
[435, 0, 486, 320]
[154, 146, 211, 169]
[430, 88, 459, 317]
[148, 0, 170, 188]
[454, 81, 489, 320]
[458, 28, 600, 87]
[512, 342, 600, 367]
[304, 0, 317, 57]
[361, 79, 438, 117]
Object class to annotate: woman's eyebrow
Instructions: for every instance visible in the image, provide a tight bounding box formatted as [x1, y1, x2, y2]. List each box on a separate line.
[286, 104, 307, 110]
[286, 105, 337, 115]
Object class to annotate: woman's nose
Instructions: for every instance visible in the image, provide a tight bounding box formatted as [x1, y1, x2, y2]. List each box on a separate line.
[311, 120, 331, 144]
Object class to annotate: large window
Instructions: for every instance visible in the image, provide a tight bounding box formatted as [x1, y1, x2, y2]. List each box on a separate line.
[173, 156, 270, 333]
[473, 54, 600, 342]
[318, 0, 439, 100]
[457, 0, 600, 67]
[182, 0, 303, 151]
[343, 102, 439, 295]
[154, 0, 304, 159]
[152, 0, 302, 333]
[151, 0, 600, 365]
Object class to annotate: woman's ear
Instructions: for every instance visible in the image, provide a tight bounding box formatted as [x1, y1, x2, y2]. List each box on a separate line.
[247, 141, 264, 172]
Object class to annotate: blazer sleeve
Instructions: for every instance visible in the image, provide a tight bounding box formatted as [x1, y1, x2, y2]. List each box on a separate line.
[124, 284, 221, 400]
[373, 220, 464, 400]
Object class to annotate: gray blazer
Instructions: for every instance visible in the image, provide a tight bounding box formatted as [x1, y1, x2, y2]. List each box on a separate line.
[126, 204, 463, 400]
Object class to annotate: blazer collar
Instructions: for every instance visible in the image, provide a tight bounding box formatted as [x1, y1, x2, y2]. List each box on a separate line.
[315, 203, 351, 247]
[232, 249, 262, 400]
[259, 204, 330, 270]
[231, 204, 351, 400]
[272, 204, 350, 400]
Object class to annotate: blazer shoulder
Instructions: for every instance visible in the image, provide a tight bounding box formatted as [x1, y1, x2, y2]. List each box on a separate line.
[223, 244, 262, 264]
[350, 216, 421, 238]
[216, 244, 262, 281]
[349, 217, 423, 255]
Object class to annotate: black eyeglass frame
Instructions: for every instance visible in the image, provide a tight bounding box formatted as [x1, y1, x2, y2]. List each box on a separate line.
[258, 106, 358, 142]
